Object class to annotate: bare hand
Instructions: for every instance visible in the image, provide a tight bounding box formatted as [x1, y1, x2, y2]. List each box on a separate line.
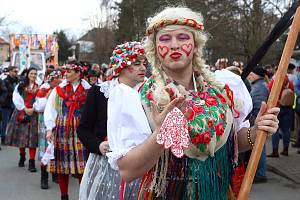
[254, 102, 280, 135]
[24, 108, 34, 116]
[99, 141, 110, 156]
[151, 96, 192, 128]
[46, 130, 53, 142]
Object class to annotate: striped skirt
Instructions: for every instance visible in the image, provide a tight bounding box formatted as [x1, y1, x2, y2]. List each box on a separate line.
[48, 116, 88, 175]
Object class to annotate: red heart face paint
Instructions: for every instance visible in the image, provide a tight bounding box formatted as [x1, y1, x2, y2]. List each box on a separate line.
[181, 43, 193, 57]
[158, 46, 170, 59]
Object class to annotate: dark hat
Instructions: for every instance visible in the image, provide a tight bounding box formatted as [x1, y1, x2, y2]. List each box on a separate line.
[252, 66, 266, 77]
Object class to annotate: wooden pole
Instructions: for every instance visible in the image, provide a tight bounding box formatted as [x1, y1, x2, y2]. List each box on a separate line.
[238, 7, 300, 200]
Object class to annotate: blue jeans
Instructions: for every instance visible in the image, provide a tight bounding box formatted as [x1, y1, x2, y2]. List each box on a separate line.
[272, 106, 293, 149]
[0, 108, 13, 138]
[256, 145, 266, 177]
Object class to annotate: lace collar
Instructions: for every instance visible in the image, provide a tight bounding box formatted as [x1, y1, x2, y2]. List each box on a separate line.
[58, 79, 91, 90]
[97, 78, 119, 98]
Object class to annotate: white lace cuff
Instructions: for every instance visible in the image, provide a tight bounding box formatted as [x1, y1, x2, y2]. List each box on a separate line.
[106, 146, 136, 170]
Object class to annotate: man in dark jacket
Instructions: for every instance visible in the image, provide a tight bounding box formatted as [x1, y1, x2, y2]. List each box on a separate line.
[248, 66, 269, 183]
[0, 77, 8, 150]
[1, 66, 18, 144]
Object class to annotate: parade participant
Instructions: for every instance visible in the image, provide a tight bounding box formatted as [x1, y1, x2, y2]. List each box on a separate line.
[107, 7, 280, 199]
[5, 67, 39, 172]
[35, 70, 62, 189]
[44, 61, 90, 200]
[1, 66, 19, 145]
[87, 70, 99, 85]
[78, 41, 145, 200]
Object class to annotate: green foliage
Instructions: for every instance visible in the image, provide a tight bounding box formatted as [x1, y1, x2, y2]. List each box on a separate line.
[54, 30, 72, 64]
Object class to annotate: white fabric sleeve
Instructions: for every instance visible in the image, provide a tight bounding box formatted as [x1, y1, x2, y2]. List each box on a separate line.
[12, 85, 25, 111]
[44, 89, 58, 131]
[33, 97, 48, 112]
[106, 84, 152, 170]
[215, 69, 253, 132]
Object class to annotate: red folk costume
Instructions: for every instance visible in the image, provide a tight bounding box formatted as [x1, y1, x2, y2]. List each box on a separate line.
[5, 83, 39, 148]
[44, 79, 91, 175]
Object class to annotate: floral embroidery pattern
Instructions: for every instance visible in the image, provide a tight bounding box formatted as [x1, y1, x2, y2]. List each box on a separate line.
[140, 75, 230, 152]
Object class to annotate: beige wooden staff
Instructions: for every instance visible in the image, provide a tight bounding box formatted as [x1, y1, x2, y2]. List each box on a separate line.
[238, 6, 300, 200]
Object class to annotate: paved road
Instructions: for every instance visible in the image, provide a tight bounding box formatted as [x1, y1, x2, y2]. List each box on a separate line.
[0, 145, 299, 200]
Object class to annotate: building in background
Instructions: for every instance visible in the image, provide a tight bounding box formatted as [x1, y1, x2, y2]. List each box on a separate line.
[0, 37, 9, 64]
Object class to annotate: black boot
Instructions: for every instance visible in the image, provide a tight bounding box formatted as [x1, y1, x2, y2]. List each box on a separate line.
[52, 173, 58, 184]
[1, 136, 5, 145]
[18, 154, 26, 167]
[28, 159, 37, 172]
[61, 195, 69, 200]
[40, 166, 49, 189]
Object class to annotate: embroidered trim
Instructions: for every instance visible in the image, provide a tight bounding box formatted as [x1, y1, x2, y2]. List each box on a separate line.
[98, 78, 119, 98]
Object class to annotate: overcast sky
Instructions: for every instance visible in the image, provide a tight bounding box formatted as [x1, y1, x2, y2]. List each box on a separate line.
[0, 0, 102, 38]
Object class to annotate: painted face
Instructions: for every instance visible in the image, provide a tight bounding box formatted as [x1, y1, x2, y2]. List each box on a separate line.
[122, 59, 147, 85]
[156, 29, 195, 72]
[65, 68, 80, 83]
[28, 69, 37, 82]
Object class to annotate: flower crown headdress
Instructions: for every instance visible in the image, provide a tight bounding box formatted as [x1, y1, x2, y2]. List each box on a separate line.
[46, 70, 62, 82]
[145, 18, 204, 36]
[107, 41, 145, 79]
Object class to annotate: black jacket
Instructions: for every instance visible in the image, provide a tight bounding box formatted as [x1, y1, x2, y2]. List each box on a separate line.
[0, 78, 7, 106]
[77, 85, 108, 155]
[2, 75, 18, 108]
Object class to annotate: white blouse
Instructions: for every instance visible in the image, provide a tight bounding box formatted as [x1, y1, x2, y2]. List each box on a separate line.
[44, 79, 91, 131]
[13, 83, 39, 111]
[106, 72, 252, 169]
[106, 83, 152, 170]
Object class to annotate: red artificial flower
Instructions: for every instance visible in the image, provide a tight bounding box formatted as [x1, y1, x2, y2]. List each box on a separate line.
[192, 104, 203, 114]
[217, 93, 227, 104]
[187, 109, 196, 121]
[220, 113, 226, 121]
[207, 119, 214, 128]
[121, 62, 127, 68]
[188, 126, 192, 132]
[203, 131, 211, 144]
[146, 91, 153, 101]
[205, 96, 217, 107]
[216, 122, 225, 136]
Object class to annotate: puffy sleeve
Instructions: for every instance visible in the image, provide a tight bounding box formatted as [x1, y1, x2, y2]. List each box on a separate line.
[215, 69, 253, 132]
[33, 97, 48, 112]
[106, 84, 152, 170]
[12, 85, 25, 111]
[44, 88, 58, 131]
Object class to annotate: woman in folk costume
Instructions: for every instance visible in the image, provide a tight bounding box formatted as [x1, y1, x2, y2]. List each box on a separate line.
[106, 7, 280, 200]
[44, 61, 91, 200]
[5, 67, 39, 172]
[35, 70, 62, 189]
[78, 41, 145, 200]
